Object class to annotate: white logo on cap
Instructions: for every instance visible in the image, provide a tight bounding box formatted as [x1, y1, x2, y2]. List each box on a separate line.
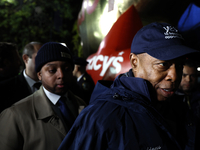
[61, 52, 71, 59]
[163, 26, 183, 40]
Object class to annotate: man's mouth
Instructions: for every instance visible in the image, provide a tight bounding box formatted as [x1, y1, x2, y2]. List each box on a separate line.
[184, 84, 191, 88]
[163, 89, 173, 92]
[161, 88, 175, 97]
[57, 84, 65, 88]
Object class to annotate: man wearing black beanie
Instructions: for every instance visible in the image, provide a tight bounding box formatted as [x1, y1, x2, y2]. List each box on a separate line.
[0, 42, 86, 150]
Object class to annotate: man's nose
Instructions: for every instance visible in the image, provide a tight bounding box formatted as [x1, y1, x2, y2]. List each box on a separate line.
[57, 68, 64, 78]
[166, 65, 179, 82]
[185, 75, 191, 82]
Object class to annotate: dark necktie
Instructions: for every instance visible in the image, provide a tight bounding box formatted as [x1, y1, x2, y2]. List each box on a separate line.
[33, 82, 42, 90]
[57, 96, 75, 128]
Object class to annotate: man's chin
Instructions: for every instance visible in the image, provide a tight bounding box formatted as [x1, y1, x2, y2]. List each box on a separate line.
[183, 88, 191, 92]
[157, 95, 173, 101]
[56, 88, 69, 95]
[157, 98, 168, 101]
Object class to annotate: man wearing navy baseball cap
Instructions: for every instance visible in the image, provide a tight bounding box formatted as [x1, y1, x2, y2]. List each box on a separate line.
[0, 42, 86, 150]
[58, 22, 200, 150]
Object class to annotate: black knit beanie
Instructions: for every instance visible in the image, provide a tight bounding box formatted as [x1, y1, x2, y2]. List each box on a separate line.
[35, 42, 74, 72]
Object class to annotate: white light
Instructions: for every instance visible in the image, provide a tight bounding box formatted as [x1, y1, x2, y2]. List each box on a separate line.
[60, 43, 67, 47]
[83, 1, 87, 9]
[94, 31, 101, 38]
[83, 0, 93, 9]
[197, 67, 200, 71]
[88, 1, 93, 7]
[99, 3, 118, 36]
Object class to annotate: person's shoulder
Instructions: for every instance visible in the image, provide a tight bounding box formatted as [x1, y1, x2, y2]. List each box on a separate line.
[0, 75, 16, 86]
[0, 73, 25, 87]
[83, 73, 95, 83]
[12, 94, 33, 107]
[75, 89, 152, 122]
[0, 94, 34, 117]
[192, 89, 200, 95]
[79, 74, 95, 91]
[191, 90, 200, 102]
[75, 99, 144, 131]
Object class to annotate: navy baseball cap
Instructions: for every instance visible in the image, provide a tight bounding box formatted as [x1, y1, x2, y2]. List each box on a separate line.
[131, 22, 199, 60]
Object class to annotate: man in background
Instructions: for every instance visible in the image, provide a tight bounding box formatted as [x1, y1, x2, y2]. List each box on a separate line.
[72, 56, 95, 104]
[178, 59, 198, 94]
[176, 58, 200, 149]
[0, 41, 42, 112]
[176, 59, 200, 119]
[0, 42, 22, 81]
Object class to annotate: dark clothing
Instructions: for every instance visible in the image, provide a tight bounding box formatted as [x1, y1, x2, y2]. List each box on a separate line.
[0, 76, 14, 82]
[176, 89, 200, 119]
[76, 72, 95, 104]
[0, 73, 32, 112]
[175, 89, 200, 149]
[58, 69, 196, 150]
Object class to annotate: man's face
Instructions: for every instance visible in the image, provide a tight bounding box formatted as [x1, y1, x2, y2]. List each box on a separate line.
[37, 61, 73, 95]
[130, 53, 183, 101]
[26, 49, 39, 77]
[179, 65, 197, 93]
[24, 44, 42, 80]
[27, 51, 37, 73]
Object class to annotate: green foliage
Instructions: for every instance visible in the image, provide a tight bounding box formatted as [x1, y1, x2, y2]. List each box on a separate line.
[72, 20, 83, 57]
[0, 0, 82, 55]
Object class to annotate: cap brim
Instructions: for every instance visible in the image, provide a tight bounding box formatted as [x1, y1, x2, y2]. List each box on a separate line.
[147, 45, 200, 61]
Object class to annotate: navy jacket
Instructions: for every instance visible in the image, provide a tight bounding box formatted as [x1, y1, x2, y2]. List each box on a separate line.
[58, 69, 196, 150]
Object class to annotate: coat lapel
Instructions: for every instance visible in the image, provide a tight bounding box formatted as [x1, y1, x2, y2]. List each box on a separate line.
[33, 87, 67, 135]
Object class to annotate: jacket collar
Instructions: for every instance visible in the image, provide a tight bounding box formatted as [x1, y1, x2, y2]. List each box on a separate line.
[91, 69, 156, 103]
[33, 87, 55, 120]
[113, 69, 156, 102]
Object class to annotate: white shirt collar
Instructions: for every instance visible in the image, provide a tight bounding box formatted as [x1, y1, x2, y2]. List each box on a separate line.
[43, 87, 68, 105]
[23, 69, 41, 93]
[23, 69, 36, 87]
[77, 73, 84, 82]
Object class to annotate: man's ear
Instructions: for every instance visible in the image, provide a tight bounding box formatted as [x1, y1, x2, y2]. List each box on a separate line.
[37, 71, 42, 81]
[22, 54, 29, 64]
[130, 53, 139, 72]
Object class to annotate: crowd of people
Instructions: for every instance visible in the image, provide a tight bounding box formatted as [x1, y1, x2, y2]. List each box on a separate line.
[0, 22, 200, 150]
